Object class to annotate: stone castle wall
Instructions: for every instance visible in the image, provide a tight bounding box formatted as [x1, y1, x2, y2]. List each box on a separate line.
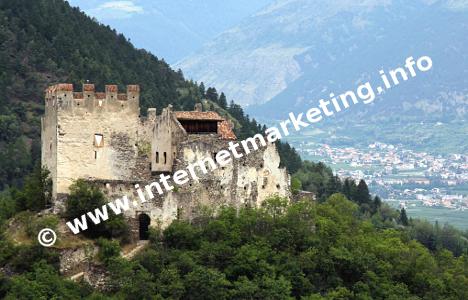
[172, 135, 289, 220]
[41, 84, 154, 201]
[94, 135, 289, 240]
[42, 83, 290, 237]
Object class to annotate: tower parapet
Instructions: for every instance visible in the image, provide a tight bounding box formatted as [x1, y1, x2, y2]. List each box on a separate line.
[44, 83, 140, 114]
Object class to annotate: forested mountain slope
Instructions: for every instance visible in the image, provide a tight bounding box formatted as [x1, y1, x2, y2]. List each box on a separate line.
[0, 0, 296, 189]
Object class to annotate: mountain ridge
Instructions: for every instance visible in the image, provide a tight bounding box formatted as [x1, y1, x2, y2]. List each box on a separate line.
[177, 0, 468, 122]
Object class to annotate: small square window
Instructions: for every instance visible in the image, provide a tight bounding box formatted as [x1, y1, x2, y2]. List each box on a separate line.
[94, 134, 104, 147]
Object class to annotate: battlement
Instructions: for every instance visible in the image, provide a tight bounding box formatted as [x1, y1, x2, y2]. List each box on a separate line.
[44, 83, 140, 113]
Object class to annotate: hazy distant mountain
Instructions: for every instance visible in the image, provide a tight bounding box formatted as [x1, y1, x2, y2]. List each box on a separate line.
[69, 0, 274, 63]
[177, 0, 468, 121]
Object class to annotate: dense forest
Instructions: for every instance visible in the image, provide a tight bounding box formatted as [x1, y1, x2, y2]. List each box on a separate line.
[1, 0, 468, 299]
[2, 184, 468, 299]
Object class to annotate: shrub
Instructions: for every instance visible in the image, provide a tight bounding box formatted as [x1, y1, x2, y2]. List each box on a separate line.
[26, 215, 59, 240]
[96, 238, 120, 265]
[291, 176, 302, 195]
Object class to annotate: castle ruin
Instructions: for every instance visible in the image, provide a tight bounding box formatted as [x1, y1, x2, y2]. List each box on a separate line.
[41, 83, 290, 240]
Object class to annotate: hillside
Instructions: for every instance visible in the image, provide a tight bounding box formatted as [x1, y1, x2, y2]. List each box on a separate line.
[0, 0, 298, 189]
[176, 0, 468, 121]
[1, 2, 468, 298]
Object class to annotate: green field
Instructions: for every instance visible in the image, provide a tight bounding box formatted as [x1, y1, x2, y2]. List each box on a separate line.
[286, 120, 467, 155]
[386, 200, 468, 230]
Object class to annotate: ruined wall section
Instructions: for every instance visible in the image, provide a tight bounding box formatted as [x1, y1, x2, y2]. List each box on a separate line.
[172, 135, 290, 220]
[91, 135, 290, 239]
[133, 108, 159, 181]
[91, 180, 178, 241]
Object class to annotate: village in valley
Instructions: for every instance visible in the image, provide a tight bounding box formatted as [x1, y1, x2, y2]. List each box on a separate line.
[294, 141, 468, 212]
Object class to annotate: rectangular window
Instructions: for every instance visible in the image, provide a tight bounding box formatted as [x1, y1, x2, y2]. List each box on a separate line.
[156, 152, 159, 163]
[94, 134, 104, 147]
[94, 151, 97, 159]
[164, 152, 167, 164]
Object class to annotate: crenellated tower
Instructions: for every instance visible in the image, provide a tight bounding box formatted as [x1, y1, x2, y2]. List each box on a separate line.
[44, 83, 140, 114]
[41, 83, 148, 205]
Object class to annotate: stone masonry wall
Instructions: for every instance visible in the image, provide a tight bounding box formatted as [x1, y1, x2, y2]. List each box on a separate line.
[94, 134, 290, 239]
[41, 84, 156, 201]
[172, 135, 290, 221]
[42, 84, 290, 239]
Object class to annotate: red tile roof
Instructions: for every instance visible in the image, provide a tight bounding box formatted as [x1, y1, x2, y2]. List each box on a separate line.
[174, 111, 224, 121]
[175, 110, 237, 140]
[218, 120, 237, 140]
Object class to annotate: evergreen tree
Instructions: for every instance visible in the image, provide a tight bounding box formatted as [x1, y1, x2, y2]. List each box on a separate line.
[206, 87, 218, 102]
[355, 179, 372, 205]
[325, 175, 342, 198]
[372, 195, 382, 213]
[218, 92, 228, 109]
[342, 178, 353, 200]
[399, 208, 409, 226]
[276, 141, 302, 174]
[199, 82, 206, 97]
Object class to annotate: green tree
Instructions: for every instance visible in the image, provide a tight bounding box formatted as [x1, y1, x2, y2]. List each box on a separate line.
[355, 179, 372, 206]
[0, 191, 15, 224]
[277, 141, 302, 174]
[15, 166, 52, 212]
[184, 266, 231, 300]
[206, 87, 219, 102]
[198, 82, 206, 97]
[5, 260, 90, 299]
[399, 208, 409, 226]
[291, 176, 302, 194]
[218, 92, 228, 109]
[65, 179, 129, 239]
[372, 195, 382, 213]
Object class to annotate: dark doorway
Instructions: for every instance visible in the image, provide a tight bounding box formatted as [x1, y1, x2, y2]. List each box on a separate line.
[138, 213, 151, 240]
